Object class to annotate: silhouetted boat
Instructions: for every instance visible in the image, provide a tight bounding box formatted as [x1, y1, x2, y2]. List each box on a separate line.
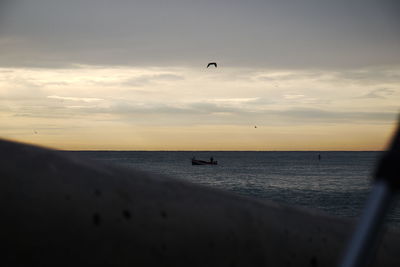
[191, 159, 218, 165]
[207, 62, 217, 68]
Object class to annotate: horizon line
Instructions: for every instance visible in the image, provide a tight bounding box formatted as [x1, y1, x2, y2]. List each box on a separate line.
[62, 149, 384, 152]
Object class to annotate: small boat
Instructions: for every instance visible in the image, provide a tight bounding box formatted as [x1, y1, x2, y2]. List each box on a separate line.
[191, 159, 218, 165]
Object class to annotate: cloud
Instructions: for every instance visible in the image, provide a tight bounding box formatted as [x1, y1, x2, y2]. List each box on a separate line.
[283, 94, 305, 100]
[121, 74, 184, 87]
[210, 97, 259, 103]
[257, 71, 324, 82]
[331, 68, 400, 85]
[0, 65, 398, 130]
[104, 101, 238, 116]
[0, 77, 45, 100]
[273, 108, 397, 123]
[47, 95, 104, 102]
[43, 99, 397, 125]
[357, 88, 396, 99]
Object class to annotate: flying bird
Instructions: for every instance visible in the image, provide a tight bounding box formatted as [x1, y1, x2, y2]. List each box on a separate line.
[207, 62, 217, 68]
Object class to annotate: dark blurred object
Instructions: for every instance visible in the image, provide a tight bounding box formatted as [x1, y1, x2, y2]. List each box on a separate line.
[340, 119, 400, 267]
[375, 124, 400, 189]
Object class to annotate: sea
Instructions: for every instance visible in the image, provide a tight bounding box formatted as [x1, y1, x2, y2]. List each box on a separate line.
[73, 151, 400, 229]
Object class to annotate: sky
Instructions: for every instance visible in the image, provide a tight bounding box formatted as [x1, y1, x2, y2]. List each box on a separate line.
[0, 0, 399, 150]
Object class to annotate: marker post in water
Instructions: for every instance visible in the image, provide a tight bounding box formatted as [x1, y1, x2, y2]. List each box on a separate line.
[339, 119, 400, 267]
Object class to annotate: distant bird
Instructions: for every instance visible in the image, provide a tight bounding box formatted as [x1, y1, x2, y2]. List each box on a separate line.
[207, 62, 217, 68]
[33, 130, 38, 134]
[254, 126, 257, 128]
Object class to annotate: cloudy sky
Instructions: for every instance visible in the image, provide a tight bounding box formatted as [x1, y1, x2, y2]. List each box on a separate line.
[0, 0, 399, 150]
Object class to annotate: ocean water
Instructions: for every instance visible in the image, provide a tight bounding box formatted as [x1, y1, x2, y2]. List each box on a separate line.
[72, 151, 400, 228]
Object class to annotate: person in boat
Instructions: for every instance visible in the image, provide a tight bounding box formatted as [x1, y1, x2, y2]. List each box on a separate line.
[210, 157, 213, 163]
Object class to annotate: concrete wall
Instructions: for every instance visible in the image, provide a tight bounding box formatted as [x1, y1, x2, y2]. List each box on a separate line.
[1, 139, 399, 266]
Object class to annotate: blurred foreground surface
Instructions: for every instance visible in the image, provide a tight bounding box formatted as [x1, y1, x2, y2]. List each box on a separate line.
[1, 139, 400, 266]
